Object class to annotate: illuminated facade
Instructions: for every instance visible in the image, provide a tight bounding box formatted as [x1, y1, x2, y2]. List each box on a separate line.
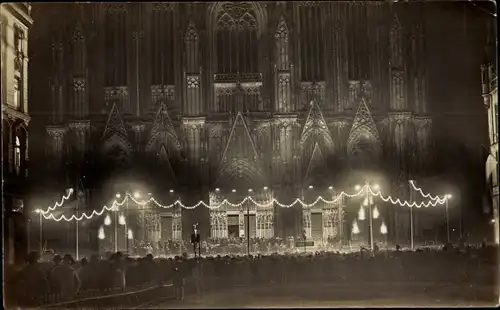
[481, 63, 499, 244]
[35, 2, 433, 244]
[1, 3, 33, 263]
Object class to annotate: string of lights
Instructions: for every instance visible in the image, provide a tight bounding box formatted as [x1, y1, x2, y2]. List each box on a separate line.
[42, 197, 126, 222]
[42, 184, 447, 222]
[37, 189, 74, 215]
[409, 180, 446, 201]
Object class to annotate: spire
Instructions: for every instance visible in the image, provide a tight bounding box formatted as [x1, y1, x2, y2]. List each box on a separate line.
[275, 15, 289, 40]
[347, 98, 380, 147]
[102, 103, 127, 141]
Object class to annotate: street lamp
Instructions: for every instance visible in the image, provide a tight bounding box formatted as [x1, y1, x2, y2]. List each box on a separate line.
[356, 183, 376, 251]
[445, 194, 452, 243]
[352, 219, 360, 235]
[358, 206, 366, 221]
[104, 214, 112, 226]
[127, 229, 133, 240]
[133, 191, 141, 199]
[35, 209, 43, 254]
[308, 185, 314, 189]
[355, 185, 361, 191]
[381, 222, 388, 251]
[373, 206, 380, 219]
[116, 193, 121, 199]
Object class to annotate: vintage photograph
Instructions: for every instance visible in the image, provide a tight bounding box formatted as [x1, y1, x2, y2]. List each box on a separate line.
[1, 1, 498, 308]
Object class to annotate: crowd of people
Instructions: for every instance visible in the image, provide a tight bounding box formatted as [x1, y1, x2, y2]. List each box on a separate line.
[5, 241, 497, 308]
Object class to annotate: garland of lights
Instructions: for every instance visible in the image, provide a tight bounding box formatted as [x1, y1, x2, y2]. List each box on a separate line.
[37, 189, 74, 215]
[409, 180, 446, 201]
[42, 184, 448, 222]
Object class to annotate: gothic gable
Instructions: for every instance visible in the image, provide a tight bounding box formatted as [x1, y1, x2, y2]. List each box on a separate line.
[157, 144, 177, 185]
[347, 98, 381, 157]
[146, 101, 181, 153]
[300, 100, 335, 150]
[101, 103, 132, 154]
[216, 112, 263, 186]
[184, 20, 199, 41]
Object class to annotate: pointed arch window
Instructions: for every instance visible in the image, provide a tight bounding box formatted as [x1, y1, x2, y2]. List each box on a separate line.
[185, 22, 200, 73]
[215, 3, 259, 74]
[14, 136, 21, 175]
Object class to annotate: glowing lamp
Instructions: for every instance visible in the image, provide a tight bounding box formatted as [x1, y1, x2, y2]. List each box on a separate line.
[98, 226, 106, 240]
[118, 214, 126, 225]
[355, 185, 361, 191]
[352, 220, 360, 235]
[215, 188, 220, 192]
[263, 186, 268, 191]
[328, 186, 333, 190]
[446, 194, 452, 199]
[133, 192, 141, 199]
[127, 229, 133, 240]
[373, 184, 380, 191]
[232, 189, 236, 193]
[373, 206, 380, 219]
[308, 185, 314, 189]
[104, 214, 111, 226]
[116, 193, 121, 199]
[35, 209, 41, 214]
[380, 222, 388, 235]
[358, 206, 365, 221]
[169, 189, 174, 193]
[248, 189, 253, 192]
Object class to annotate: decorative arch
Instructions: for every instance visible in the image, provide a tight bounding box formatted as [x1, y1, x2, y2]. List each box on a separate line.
[102, 135, 132, 161]
[208, 2, 267, 36]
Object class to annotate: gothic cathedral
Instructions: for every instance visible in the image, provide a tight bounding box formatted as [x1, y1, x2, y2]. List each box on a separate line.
[40, 2, 432, 244]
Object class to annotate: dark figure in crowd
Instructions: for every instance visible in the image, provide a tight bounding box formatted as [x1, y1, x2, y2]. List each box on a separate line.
[173, 258, 186, 300]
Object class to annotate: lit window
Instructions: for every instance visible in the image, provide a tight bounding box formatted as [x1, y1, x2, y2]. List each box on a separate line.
[13, 77, 21, 108]
[15, 136, 21, 175]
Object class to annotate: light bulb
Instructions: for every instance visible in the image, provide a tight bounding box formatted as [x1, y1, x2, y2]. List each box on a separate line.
[328, 186, 333, 190]
[248, 189, 253, 192]
[116, 193, 121, 199]
[119, 214, 126, 225]
[98, 226, 105, 240]
[104, 214, 111, 226]
[127, 229, 133, 240]
[263, 186, 268, 190]
[215, 188, 220, 192]
[355, 185, 361, 191]
[133, 192, 141, 199]
[352, 220, 360, 234]
[358, 206, 365, 221]
[308, 185, 313, 189]
[232, 189, 236, 193]
[373, 206, 380, 219]
[380, 222, 388, 235]
[363, 196, 369, 206]
[373, 184, 380, 191]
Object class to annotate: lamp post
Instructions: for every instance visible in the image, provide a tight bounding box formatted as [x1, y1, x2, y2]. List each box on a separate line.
[381, 221, 388, 256]
[409, 180, 414, 250]
[356, 183, 379, 251]
[35, 209, 43, 254]
[445, 194, 452, 243]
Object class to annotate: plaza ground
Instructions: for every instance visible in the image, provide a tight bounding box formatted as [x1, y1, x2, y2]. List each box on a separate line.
[147, 282, 498, 308]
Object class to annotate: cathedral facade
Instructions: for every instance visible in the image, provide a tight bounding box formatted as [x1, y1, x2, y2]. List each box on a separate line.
[38, 2, 433, 245]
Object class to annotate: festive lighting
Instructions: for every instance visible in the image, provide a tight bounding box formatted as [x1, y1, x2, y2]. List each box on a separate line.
[232, 189, 236, 193]
[409, 180, 447, 201]
[355, 185, 361, 191]
[263, 186, 268, 190]
[133, 192, 141, 199]
[104, 214, 112, 226]
[363, 196, 369, 206]
[380, 222, 388, 235]
[148, 192, 152, 196]
[98, 226, 105, 240]
[116, 193, 121, 199]
[352, 220, 360, 234]
[328, 186, 333, 190]
[446, 194, 452, 199]
[373, 184, 380, 191]
[373, 206, 380, 219]
[169, 189, 174, 193]
[248, 189, 253, 192]
[215, 188, 220, 192]
[42, 183, 447, 222]
[35, 189, 74, 215]
[308, 185, 314, 189]
[118, 214, 126, 225]
[35, 209, 42, 214]
[127, 229, 133, 240]
[358, 206, 366, 220]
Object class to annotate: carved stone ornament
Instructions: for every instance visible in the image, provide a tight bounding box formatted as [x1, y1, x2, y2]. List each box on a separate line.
[275, 16, 289, 41]
[216, 2, 257, 30]
[151, 3, 174, 11]
[278, 73, 290, 87]
[187, 75, 200, 89]
[184, 21, 199, 41]
[73, 78, 86, 92]
[151, 85, 175, 101]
